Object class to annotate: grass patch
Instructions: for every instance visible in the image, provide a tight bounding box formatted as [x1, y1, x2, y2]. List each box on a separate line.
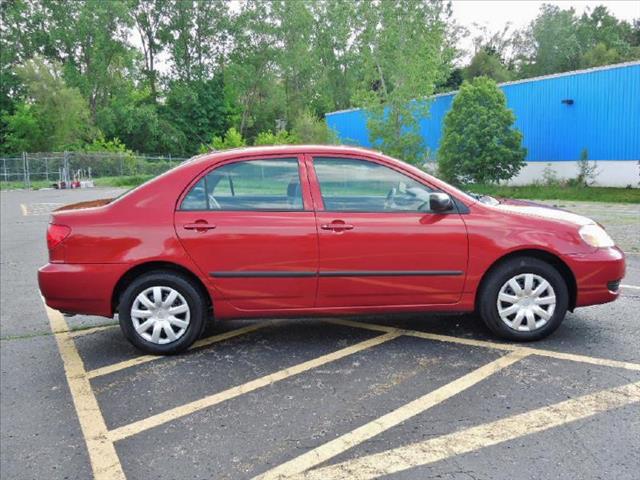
[0, 180, 52, 190]
[93, 175, 154, 187]
[468, 184, 640, 203]
[0, 175, 153, 190]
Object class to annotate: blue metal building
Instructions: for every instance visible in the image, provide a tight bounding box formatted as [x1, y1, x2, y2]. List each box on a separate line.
[325, 61, 640, 187]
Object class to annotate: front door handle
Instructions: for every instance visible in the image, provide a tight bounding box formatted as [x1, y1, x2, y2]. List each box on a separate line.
[183, 221, 216, 231]
[321, 221, 354, 232]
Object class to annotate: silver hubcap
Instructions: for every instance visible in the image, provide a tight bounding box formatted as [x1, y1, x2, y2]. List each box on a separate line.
[131, 286, 190, 345]
[496, 273, 556, 332]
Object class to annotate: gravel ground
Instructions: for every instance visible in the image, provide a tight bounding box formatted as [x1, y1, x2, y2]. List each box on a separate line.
[536, 200, 639, 254]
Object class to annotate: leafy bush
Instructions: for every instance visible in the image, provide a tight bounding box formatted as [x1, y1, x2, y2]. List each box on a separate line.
[254, 130, 298, 146]
[541, 164, 562, 186]
[199, 127, 246, 153]
[78, 136, 136, 176]
[291, 111, 337, 144]
[574, 148, 599, 186]
[83, 136, 132, 154]
[438, 77, 526, 184]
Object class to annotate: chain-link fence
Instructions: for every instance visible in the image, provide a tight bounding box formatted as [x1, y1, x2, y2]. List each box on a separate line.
[0, 152, 189, 189]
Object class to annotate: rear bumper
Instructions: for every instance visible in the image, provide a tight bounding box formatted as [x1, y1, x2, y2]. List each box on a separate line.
[566, 247, 626, 307]
[38, 263, 128, 317]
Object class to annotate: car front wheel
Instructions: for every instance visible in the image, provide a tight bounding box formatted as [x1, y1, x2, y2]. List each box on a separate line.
[478, 257, 569, 341]
[118, 271, 207, 354]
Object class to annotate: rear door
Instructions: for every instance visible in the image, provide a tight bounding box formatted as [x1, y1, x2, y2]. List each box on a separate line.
[310, 155, 468, 307]
[175, 155, 318, 311]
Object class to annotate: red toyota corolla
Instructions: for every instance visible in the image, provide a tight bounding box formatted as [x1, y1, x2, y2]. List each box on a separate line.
[39, 146, 625, 354]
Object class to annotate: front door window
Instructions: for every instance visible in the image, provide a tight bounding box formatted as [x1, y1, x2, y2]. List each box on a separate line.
[313, 157, 434, 212]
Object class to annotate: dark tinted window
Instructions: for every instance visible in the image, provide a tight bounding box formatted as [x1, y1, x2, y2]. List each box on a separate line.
[313, 157, 433, 212]
[181, 158, 303, 211]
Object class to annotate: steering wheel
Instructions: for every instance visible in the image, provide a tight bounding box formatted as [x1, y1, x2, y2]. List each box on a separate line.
[207, 193, 221, 209]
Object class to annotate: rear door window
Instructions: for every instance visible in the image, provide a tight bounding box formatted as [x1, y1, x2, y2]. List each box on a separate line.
[180, 158, 303, 211]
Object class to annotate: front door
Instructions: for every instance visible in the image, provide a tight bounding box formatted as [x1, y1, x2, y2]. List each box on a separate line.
[175, 156, 318, 311]
[310, 156, 468, 307]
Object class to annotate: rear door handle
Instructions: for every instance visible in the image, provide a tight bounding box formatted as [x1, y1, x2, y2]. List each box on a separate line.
[321, 222, 354, 231]
[183, 222, 216, 231]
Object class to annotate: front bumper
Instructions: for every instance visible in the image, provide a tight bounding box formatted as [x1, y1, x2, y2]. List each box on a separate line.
[38, 263, 128, 317]
[565, 247, 625, 307]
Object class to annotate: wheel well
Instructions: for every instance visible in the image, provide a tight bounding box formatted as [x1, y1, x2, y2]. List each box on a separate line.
[111, 261, 212, 314]
[477, 249, 577, 311]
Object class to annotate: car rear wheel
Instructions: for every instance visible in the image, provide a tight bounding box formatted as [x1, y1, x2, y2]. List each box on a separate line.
[118, 271, 207, 354]
[478, 257, 569, 341]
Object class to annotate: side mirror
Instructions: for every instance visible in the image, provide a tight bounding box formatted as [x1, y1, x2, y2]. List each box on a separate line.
[429, 192, 453, 213]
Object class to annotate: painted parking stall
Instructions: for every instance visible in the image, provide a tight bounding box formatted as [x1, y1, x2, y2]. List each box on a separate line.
[43, 298, 640, 479]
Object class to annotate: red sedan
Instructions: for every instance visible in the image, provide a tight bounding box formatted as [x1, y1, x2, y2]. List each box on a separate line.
[39, 146, 625, 354]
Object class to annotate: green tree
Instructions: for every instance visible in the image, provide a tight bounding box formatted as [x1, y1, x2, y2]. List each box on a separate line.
[354, 0, 454, 164]
[513, 4, 639, 78]
[577, 6, 639, 67]
[226, 0, 285, 140]
[3, 58, 96, 153]
[581, 42, 623, 68]
[131, 0, 169, 100]
[162, 0, 231, 81]
[438, 77, 526, 184]
[519, 4, 582, 77]
[95, 85, 178, 154]
[465, 23, 517, 81]
[1, 103, 43, 153]
[162, 76, 235, 155]
[309, 0, 359, 112]
[271, 0, 318, 124]
[464, 47, 512, 82]
[46, 0, 134, 118]
[1, 0, 57, 146]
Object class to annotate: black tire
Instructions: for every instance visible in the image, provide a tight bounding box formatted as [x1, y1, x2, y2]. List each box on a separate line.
[118, 271, 208, 354]
[478, 257, 569, 341]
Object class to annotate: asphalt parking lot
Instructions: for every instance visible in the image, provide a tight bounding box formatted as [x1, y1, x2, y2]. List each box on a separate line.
[1, 187, 639, 480]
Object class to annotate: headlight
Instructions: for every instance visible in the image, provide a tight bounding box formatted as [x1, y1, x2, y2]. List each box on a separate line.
[579, 224, 615, 248]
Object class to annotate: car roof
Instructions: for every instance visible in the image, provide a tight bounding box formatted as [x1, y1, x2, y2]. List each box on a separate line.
[189, 144, 386, 166]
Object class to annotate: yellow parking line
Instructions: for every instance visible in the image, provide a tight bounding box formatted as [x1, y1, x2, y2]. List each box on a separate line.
[255, 349, 528, 480]
[20, 203, 28, 216]
[86, 322, 271, 379]
[299, 381, 640, 480]
[520, 347, 640, 371]
[328, 318, 640, 371]
[43, 301, 125, 480]
[325, 318, 398, 334]
[69, 324, 119, 338]
[108, 331, 402, 443]
[327, 318, 522, 351]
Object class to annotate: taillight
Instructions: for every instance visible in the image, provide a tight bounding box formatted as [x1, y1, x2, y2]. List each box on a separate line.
[47, 224, 71, 251]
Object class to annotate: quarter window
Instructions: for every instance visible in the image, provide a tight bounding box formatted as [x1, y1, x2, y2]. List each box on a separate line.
[181, 158, 303, 211]
[313, 157, 434, 212]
